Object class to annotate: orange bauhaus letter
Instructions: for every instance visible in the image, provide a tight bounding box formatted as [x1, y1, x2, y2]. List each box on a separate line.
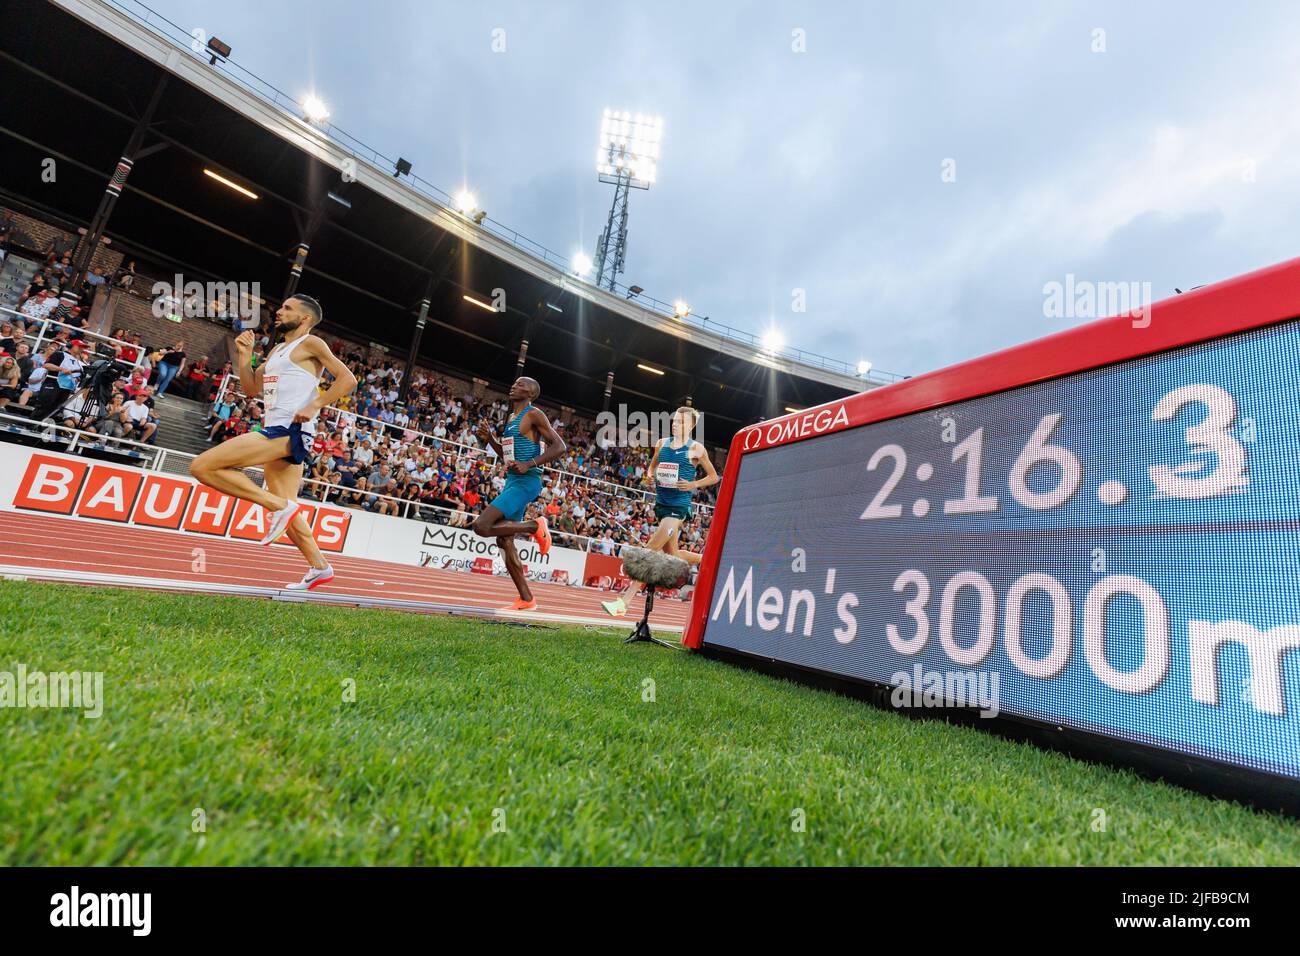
[77, 467, 143, 522]
[312, 508, 352, 553]
[183, 485, 235, 535]
[131, 475, 193, 529]
[12, 455, 88, 514]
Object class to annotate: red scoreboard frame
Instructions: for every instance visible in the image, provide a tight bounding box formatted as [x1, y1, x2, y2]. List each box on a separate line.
[685, 255, 1300, 650]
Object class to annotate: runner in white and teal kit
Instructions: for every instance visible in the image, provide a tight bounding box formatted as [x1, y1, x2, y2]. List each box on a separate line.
[472, 376, 566, 612]
[644, 407, 719, 562]
[653, 437, 698, 522]
[602, 406, 719, 617]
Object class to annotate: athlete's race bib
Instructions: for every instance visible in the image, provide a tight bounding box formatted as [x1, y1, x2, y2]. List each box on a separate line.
[501, 437, 515, 463]
[656, 462, 680, 487]
[262, 374, 278, 411]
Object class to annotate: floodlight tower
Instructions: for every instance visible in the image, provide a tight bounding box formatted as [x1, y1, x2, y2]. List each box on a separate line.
[593, 110, 662, 292]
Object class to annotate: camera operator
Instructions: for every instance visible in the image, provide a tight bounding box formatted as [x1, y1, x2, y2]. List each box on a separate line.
[32, 338, 89, 420]
[57, 387, 97, 431]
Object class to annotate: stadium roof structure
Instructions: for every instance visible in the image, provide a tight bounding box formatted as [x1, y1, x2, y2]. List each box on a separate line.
[0, 0, 901, 445]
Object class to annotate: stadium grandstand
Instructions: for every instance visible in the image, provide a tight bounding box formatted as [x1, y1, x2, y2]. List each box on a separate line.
[0, 0, 900, 582]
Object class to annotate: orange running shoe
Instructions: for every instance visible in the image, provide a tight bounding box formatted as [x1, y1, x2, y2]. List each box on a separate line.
[533, 516, 552, 555]
[501, 597, 538, 612]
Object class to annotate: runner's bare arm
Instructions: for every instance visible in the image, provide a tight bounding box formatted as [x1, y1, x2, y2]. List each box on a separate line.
[684, 442, 720, 491]
[475, 421, 503, 458]
[293, 335, 357, 424]
[234, 330, 262, 397]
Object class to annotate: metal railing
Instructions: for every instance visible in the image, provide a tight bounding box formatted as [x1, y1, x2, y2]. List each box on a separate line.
[0, 411, 159, 461]
[0, 313, 715, 539]
[100, 0, 906, 385]
[0, 413, 620, 557]
[1, 306, 146, 368]
[153, 442, 608, 554]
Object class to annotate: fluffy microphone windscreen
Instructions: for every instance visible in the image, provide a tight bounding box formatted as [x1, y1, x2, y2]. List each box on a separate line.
[620, 547, 690, 588]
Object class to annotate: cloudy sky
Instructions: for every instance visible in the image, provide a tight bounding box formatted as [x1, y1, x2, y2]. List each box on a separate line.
[148, 0, 1300, 379]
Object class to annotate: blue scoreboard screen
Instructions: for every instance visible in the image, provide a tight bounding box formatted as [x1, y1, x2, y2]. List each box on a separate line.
[687, 265, 1300, 792]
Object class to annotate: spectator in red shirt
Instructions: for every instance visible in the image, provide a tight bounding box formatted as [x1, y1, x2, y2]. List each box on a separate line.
[124, 368, 150, 399]
[115, 328, 140, 364]
[312, 431, 343, 459]
[221, 411, 251, 440]
[182, 356, 209, 400]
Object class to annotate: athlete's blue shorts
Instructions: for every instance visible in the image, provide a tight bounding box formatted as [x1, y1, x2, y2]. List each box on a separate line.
[654, 501, 693, 522]
[259, 423, 314, 465]
[490, 473, 543, 522]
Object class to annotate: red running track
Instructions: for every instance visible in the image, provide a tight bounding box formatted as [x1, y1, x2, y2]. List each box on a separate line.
[0, 511, 688, 631]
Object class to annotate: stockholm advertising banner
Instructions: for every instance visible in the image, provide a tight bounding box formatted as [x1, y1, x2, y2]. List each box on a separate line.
[690, 266, 1300, 800]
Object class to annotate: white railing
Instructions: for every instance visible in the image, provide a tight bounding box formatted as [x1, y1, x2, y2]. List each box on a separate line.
[89, 440, 609, 555]
[0, 411, 160, 461]
[0, 416, 683, 556]
[1, 306, 146, 374]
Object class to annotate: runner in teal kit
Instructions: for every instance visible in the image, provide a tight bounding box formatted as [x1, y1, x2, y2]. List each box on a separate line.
[473, 376, 567, 611]
[602, 406, 719, 616]
[645, 406, 718, 562]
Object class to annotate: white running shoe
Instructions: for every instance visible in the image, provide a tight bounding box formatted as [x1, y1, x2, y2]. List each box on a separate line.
[259, 500, 301, 545]
[286, 565, 334, 591]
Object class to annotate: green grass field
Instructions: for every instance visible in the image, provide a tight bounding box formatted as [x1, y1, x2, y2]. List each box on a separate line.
[1, 580, 1296, 865]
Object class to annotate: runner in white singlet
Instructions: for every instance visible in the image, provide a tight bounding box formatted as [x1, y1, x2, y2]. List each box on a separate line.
[190, 295, 357, 590]
[262, 336, 321, 441]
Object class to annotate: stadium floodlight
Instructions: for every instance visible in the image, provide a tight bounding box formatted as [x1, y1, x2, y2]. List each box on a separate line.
[572, 251, 593, 277]
[761, 328, 786, 354]
[451, 189, 486, 224]
[203, 168, 258, 200]
[206, 37, 231, 66]
[302, 95, 330, 124]
[857, 359, 873, 376]
[596, 111, 662, 186]
[593, 110, 664, 291]
[394, 157, 412, 178]
[673, 300, 690, 319]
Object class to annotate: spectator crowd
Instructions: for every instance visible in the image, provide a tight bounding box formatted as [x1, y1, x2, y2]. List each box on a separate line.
[207, 338, 717, 553]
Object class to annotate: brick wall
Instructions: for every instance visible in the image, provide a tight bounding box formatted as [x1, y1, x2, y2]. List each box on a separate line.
[1, 208, 123, 276]
[98, 288, 234, 364]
